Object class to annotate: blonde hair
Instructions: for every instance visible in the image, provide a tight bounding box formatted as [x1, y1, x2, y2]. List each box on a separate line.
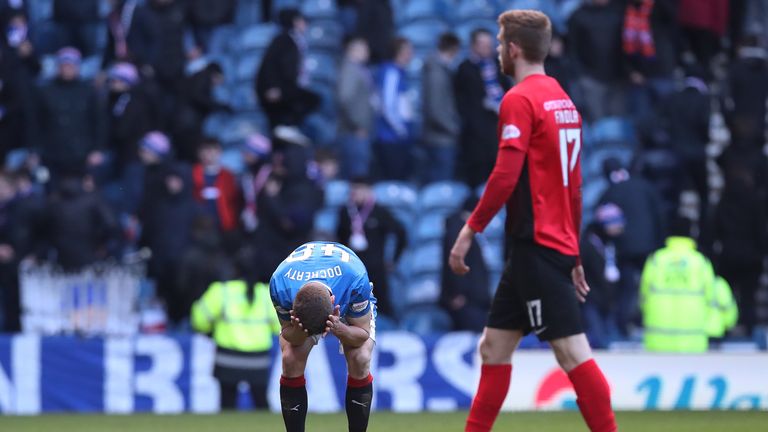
[498, 10, 552, 63]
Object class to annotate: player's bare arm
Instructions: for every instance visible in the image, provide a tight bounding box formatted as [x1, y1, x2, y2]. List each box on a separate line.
[325, 306, 371, 348]
[572, 265, 590, 303]
[449, 224, 476, 275]
[279, 311, 309, 347]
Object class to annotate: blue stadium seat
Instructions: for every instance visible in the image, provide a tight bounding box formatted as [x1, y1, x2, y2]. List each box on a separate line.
[230, 83, 258, 112]
[305, 52, 338, 86]
[582, 179, 608, 219]
[235, 51, 263, 83]
[409, 242, 443, 275]
[419, 181, 471, 214]
[400, 305, 453, 334]
[373, 182, 418, 210]
[314, 207, 340, 235]
[302, 0, 338, 20]
[235, 0, 262, 27]
[28, 0, 54, 23]
[454, 0, 496, 22]
[203, 113, 231, 139]
[588, 116, 636, 147]
[274, 0, 301, 12]
[398, 0, 443, 25]
[398, 19, 448, 50]
[414, 212, 447, 242]
[324, 180, 350, 208]
[306, 20, 343, 50]
[218, 113, 264, 146]
[237, 24, 278, 52]
[221, 148, 245, 174]
[582, 146, 634, 179]
[209, 26, 237, 54]
[482, 209, 506, 240]
[480, 240, 505, 273]
[455, 18, 498, 45]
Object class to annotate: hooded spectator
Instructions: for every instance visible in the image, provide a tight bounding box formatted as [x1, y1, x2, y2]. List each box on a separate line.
[455, 29, 511, 187]
[567, 0, 626, 120]
[337, 176, 407, 318]
[440, 197, 491, 332]
[723, 35, 768, 149]
[580, 203, 625, 348]
[422, 32, 461, 183]
[42, 172, 119, 271]
[30, 47, 105, 178]
[714, 146, 768, 336]
[337, 36, 374, 180]
[373, 37, 414, 181]
[191, 138, 240, 242]
[599, 157, 667, 336]
[106, 62, 161, 176]
[256, 8, 321, 132]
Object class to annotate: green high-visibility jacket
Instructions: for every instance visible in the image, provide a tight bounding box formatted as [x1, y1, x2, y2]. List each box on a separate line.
[191, 280, 280, 352]
[707, 276, 739, 338]
[640, 237, 716, 353]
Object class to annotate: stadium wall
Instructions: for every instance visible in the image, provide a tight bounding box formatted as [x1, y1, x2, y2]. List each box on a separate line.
[0, 333, 766, 414]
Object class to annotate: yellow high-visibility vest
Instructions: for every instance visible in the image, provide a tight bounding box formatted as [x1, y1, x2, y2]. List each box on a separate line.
[191, 280, 280, 352]
[640, 237, 715, 353]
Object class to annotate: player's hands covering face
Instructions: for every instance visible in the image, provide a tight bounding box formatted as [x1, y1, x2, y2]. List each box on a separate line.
[324, 305, 344, 338]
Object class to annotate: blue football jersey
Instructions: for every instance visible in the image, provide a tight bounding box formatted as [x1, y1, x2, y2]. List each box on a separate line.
[270, 242, 376, 321]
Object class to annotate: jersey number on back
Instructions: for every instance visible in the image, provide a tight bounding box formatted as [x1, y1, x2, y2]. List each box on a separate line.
[558, 128, 581, 187]
[285, 243, 351, 263]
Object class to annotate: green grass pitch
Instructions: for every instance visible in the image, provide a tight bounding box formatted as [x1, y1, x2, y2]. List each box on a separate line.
[1, 411, 766, 432]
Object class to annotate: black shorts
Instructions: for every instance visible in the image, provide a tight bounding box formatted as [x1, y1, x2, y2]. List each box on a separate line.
[487, 239, 583, 341]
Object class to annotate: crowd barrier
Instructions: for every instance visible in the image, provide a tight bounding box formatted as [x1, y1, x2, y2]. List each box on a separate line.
[0, 333, 766, 414]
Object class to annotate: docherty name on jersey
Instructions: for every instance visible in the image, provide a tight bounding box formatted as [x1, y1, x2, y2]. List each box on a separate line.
[283, 265, 344, 282]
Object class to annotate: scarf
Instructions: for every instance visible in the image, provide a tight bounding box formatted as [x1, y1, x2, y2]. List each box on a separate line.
[623, 0, 656, 58]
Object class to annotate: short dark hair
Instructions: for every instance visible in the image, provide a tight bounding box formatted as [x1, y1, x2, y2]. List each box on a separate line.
[278, 8, 303, 30]
[392, 37, 411, 58]
[470, 28, 493, 46]
[198, 136, 221, 151]
[293, 282, 334, 335]
[438, 32, 461, 52]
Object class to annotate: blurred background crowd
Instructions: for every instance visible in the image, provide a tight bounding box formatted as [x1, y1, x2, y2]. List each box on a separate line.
[0, 0, 766, 349]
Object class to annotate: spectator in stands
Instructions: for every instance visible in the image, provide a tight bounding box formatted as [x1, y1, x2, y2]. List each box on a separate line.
[177, 215, 233, 322]
[455, 29, 510, 188]
[42, 171, 119, 271]
[0, 43, 28, 160]
[1, 9, 40, 81]
[103, 0, 139, 68]
[658, 65, 711, 235]
[544, 31, 576, 94]
[9, 168, 45, 261]
[105, 62, 160, 178]
[139, 141, 196, 325]
[129, 0, 189, 91]
[422, 32, 461, 183]
[599, 157, 666, 337]
[240, 133, 272, 236]
[714, 147, 768, 336]
[337, 36, 374, 180]
[373, 37, 414, 181]
[0, 171, 19, 331]
[440, 197, 491, 332]
[723, 34, 768, 150]
[30, 47, 105, 179]
[337, 177, 407, 319]
[191, 138, 240, 248]
[337, 0, 361, 36]
[253, 144, 323, 277]
[52, 0, 102, 56]
[356, 0, 395, 64]
[172, 62, 230, 162]
[187, 0, 236, 52]
[256, 8, 321, 133]
[568, 0, 626, 121]
[623, 0, 679, 121]
[678, 0, 729, 71]
[580, 204, 624, 349]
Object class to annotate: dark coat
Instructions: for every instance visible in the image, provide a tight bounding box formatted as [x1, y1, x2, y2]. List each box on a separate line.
[43, 179, 119, 271]
[660, 85, 710, 160]
[624, 0, 680, 78]
[598, 177, 666, 260]
[31, 79, 104, 171]
[53, 0, 100, 22]
[454, 59, 510, 187]
[107, 84, 161, 169]
[568, 2, 626, 82]
[255, 33, 301, 106]
[356, 0, 394, 64]
[128, 1, 187, 84]
[337, 202, 407, 317]
[724, 54, 768, 147]
[580, 224, 616, 313]
[187, 0, 235, 26]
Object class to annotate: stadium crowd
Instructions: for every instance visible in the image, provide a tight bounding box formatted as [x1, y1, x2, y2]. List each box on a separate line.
[0, 0, 766, 348]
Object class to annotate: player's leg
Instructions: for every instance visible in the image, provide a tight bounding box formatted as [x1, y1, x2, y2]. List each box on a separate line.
[279, 336, 316, 432]
[465, 327, 523, 432]
[550, 334, 616, 432]
[466, 253, 528, 432]
[343, 337, 375, 432]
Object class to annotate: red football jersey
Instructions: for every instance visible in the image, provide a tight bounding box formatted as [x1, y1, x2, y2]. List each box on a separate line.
[469, 74, 582, 256]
